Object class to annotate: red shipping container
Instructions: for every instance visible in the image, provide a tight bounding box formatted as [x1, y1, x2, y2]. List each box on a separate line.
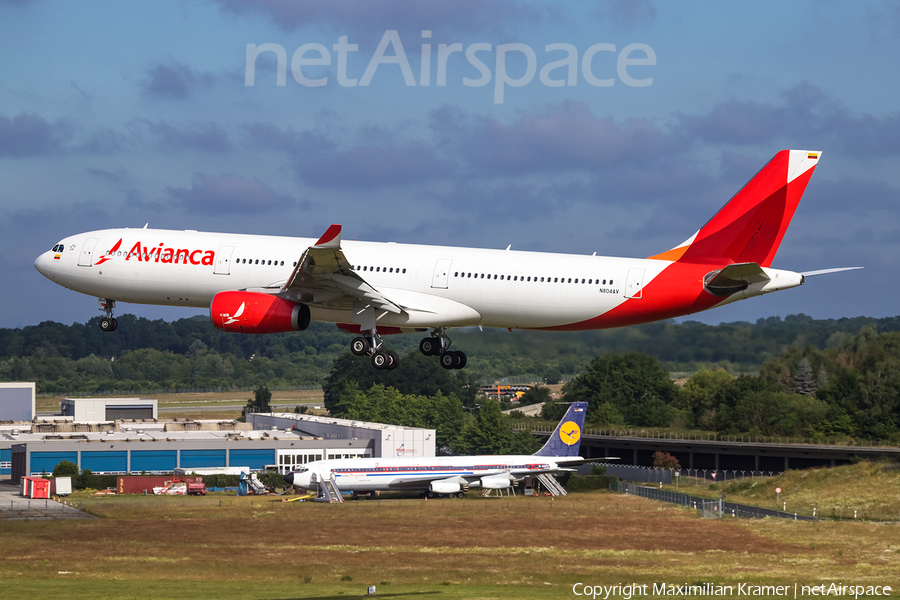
[116, 475, 203, 495]
[23, 477, 50, 499]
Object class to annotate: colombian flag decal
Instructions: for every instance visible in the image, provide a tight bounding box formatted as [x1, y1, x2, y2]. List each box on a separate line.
[808, 152, 818, 159]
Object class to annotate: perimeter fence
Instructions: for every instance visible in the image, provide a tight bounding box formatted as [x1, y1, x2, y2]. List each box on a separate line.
[613, 480, 818, 521]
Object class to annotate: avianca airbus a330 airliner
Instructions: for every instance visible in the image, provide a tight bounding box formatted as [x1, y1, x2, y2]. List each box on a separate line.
[34, 150, 859, 370]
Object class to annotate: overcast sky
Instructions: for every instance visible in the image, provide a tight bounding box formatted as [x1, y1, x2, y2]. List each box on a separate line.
[1, 0, 898, 329]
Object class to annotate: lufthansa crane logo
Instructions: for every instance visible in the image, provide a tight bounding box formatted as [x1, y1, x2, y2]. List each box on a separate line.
[559, 421, 581, 445]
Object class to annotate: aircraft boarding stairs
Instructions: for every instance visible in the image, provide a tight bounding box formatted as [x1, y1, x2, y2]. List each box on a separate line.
[310, 472, 344, 503]
[247, 475, 267, 495]
[238, 472, 269, 496]
[536, 473, 568, 496]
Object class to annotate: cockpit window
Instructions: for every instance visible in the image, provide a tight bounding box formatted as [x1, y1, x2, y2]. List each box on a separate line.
[298, 467, 308, 473]
[52, 244, 64, 253]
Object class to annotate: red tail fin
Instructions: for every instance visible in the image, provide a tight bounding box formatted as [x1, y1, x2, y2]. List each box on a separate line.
[649, 150, 821, 267]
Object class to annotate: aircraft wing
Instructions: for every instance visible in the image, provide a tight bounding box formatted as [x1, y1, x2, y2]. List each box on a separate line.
[279, 224, 404, 315]
[387, 475, 473, 490]
[385, 461, 601, 489]
[551, 457, 618, 468]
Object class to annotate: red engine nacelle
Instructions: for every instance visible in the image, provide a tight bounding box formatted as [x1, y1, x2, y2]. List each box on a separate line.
[211, 291, 310, 334]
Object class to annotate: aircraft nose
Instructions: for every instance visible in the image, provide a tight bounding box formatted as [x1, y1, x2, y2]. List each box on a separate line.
[284, 472, 295, 486]
[34, 252, 53, 278]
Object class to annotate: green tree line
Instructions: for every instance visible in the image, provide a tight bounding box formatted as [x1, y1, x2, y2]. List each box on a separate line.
[5, 312, 900, 392]
[323, 351, 540, 455]
[559, 326, 900, 441]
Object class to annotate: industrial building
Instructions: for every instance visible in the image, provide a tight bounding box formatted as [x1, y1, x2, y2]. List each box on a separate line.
[0, 382, 36, 421]
[61, 397, 158, 422]
[249, 412, 435, 473]
[1, 410, 435, 483]
[0, 383, 36, 476]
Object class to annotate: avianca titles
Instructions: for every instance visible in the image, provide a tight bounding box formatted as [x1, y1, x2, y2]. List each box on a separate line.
[35, 149, 860, 370]
[285, 402, 592, 498]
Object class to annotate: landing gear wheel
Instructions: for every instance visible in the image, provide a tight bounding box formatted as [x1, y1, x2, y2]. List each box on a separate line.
[440, 351, 466, 370]
[350, 337, 369, 356]
[456, 492, 465, 499]
[386, 351, 400, 370]
[371, 350, 389, 370]
[419, 337, 440, 356]
[98, 298, 118, 332]
[426, 491, 435, 499]
[439, 352, 456, 369]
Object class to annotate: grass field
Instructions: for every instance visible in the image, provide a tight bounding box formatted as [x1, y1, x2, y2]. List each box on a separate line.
[665, 462, 900, 521]
[2, 491, 897, 599]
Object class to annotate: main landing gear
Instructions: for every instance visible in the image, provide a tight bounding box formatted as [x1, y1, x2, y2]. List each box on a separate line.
[350, 330, 399, 370]
[98, 298, 118, 332]
[419, 328, 467, 370]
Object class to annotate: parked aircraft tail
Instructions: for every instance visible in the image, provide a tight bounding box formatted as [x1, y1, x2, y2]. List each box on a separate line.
[533, 402, 588, 458]
[649, 150, 821, 268]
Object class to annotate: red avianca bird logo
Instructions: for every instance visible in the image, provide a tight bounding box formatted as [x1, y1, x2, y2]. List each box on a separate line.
[94, 238, 122, 265]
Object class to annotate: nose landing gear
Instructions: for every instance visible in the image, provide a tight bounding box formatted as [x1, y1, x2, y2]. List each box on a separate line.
[98, 298, 118, 332]
[420, 328, 467, 369]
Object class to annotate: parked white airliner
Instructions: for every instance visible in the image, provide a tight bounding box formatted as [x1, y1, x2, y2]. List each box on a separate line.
[34, 150, 858, 369]
[285, 402, 591, 498]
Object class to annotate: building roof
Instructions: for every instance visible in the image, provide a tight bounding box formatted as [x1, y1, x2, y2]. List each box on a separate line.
[261, 412, 429, 432]
[0, 419, 317, 444]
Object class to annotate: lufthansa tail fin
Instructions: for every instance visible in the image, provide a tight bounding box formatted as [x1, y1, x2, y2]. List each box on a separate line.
[533, 402, 587, 458]
[649, 150, 821, 268]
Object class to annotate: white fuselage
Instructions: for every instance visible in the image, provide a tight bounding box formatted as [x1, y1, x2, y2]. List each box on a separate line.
[289, 455, 566, 492]
[34, 227, 802, 331]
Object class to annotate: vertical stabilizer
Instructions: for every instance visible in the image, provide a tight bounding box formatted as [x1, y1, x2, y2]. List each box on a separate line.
[648, 150, 821, 267]
[533, 402, 588, 458]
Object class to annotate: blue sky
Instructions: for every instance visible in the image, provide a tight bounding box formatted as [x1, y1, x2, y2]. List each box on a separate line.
[1, 0, 898, 328]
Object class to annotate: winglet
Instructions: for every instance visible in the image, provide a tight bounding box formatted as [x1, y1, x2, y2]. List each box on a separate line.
[315, 224, 342, 248]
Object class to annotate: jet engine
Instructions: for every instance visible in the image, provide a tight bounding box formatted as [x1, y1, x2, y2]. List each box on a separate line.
[480, 474, 513, 489]
[429, 480, 462, 494]
[211, 291, 310, 334]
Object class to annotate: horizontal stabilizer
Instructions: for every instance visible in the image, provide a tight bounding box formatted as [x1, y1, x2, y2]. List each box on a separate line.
[704, 262, 769, 296]
[800, 267, 863, 277]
